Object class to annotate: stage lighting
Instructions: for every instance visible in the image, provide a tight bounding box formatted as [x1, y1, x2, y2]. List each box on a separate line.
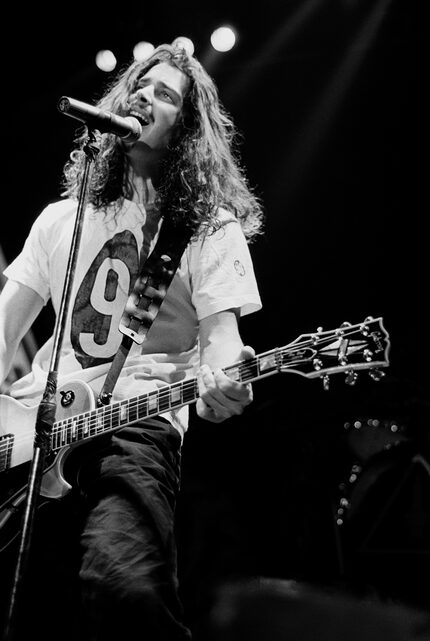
[210, 26, 236, 52]
[171, 37, 195, 56]
[133, 41, 155, 62]
[95, 50, 117, 72]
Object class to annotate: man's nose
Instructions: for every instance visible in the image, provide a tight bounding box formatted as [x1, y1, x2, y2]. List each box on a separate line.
[136, 86, 153, 104]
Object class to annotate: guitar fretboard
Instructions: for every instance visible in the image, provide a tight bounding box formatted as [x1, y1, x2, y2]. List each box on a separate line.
[50, 350, 281, 452]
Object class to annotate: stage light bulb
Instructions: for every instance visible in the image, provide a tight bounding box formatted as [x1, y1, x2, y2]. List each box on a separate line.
[133, 41, 155, 62]
[210, 26, 236, 52]
[171, 37, 195, 56]
[95, 50, 117, 72]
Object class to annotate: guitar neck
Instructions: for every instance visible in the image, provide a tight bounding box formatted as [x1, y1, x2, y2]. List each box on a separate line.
[51, 349, 280, 453]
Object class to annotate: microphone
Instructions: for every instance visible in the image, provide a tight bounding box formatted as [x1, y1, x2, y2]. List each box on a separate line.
[57, 96, 142, 143]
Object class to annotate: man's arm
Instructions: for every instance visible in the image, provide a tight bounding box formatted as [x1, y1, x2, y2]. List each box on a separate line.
[196, 309, 254, 423]
[0, 280, 44, 386]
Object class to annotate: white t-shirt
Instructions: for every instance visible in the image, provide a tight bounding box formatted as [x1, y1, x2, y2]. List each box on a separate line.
[3, 198, 262, 437]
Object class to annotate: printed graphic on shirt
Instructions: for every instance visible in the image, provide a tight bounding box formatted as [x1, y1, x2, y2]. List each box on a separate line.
[234, 259, 246, 277]
[71, 231, 139, 368]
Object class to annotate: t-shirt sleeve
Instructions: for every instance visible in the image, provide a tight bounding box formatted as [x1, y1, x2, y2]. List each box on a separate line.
[2, 208, 52, 304]
[188, 216, 262, 320]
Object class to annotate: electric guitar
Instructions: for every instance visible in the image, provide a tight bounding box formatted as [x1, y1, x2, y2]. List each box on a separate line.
[0, 316, 390, 552]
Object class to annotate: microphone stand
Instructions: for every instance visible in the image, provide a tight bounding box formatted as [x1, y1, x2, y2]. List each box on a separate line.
[3, 129, 100, 641]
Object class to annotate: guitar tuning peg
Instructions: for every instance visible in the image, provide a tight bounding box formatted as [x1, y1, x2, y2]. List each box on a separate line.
[345, 371, 358, 386]
[313, 358, 323, 371]
[368, 369, 385, 381]
[312, 328, 323, 344]
[322, 375, 330, 391]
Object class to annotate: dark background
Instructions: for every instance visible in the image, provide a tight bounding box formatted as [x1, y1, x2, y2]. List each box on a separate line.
[1, 0, 427, 636]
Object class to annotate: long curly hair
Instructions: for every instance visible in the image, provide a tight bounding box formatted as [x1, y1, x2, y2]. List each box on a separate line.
[61, 43, 264, 241]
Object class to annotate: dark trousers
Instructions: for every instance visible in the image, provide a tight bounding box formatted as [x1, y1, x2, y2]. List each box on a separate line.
[1, 418, 191, 641]
[77, 418, 192, 641]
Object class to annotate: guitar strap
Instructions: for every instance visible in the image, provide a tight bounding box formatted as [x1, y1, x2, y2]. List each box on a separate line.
[97, 217, 193, 406]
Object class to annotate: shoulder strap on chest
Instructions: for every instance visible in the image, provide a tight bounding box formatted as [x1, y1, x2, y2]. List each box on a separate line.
[98, 218, 193, 406]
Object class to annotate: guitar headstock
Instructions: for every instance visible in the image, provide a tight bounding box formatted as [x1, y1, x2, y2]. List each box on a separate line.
[279, 316, 390, 389]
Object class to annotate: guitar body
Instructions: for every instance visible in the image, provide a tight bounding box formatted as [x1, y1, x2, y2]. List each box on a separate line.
[0, 379, 95, 475]
[0, 380, 95, 553]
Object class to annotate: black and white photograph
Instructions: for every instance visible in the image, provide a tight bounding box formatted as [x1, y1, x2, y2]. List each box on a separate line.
[0, 2, 426, 639]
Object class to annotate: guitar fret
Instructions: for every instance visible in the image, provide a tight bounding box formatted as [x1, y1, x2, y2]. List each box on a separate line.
[183, 381, 197, 404]
[98, 408, 106, 432]
[0, 434, 13, 472]
[240, 361, 259, 381]
[110, 404, 120, 429]
[158, 390, 170, 412]
[89, 412, 98, 437]
[82, 415, 90, 437]
[70, 418, 78, 441]
[225, 358, 262, 383]
[61, 422, 67, 444]
[227, 366, 241, 382]
[138, 396, 148, 419]
[104, 405, 112, 431]
[52, 426, 60, 450]
[119, 401, 129, 424]
[128, 401, 138, 423]
[61, 421, 68, 444]
[170, 383, 182, 406]
[148, 392, 158, 414]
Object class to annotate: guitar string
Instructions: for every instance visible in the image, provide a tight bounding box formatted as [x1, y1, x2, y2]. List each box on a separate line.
[1, 323, 386, 458]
